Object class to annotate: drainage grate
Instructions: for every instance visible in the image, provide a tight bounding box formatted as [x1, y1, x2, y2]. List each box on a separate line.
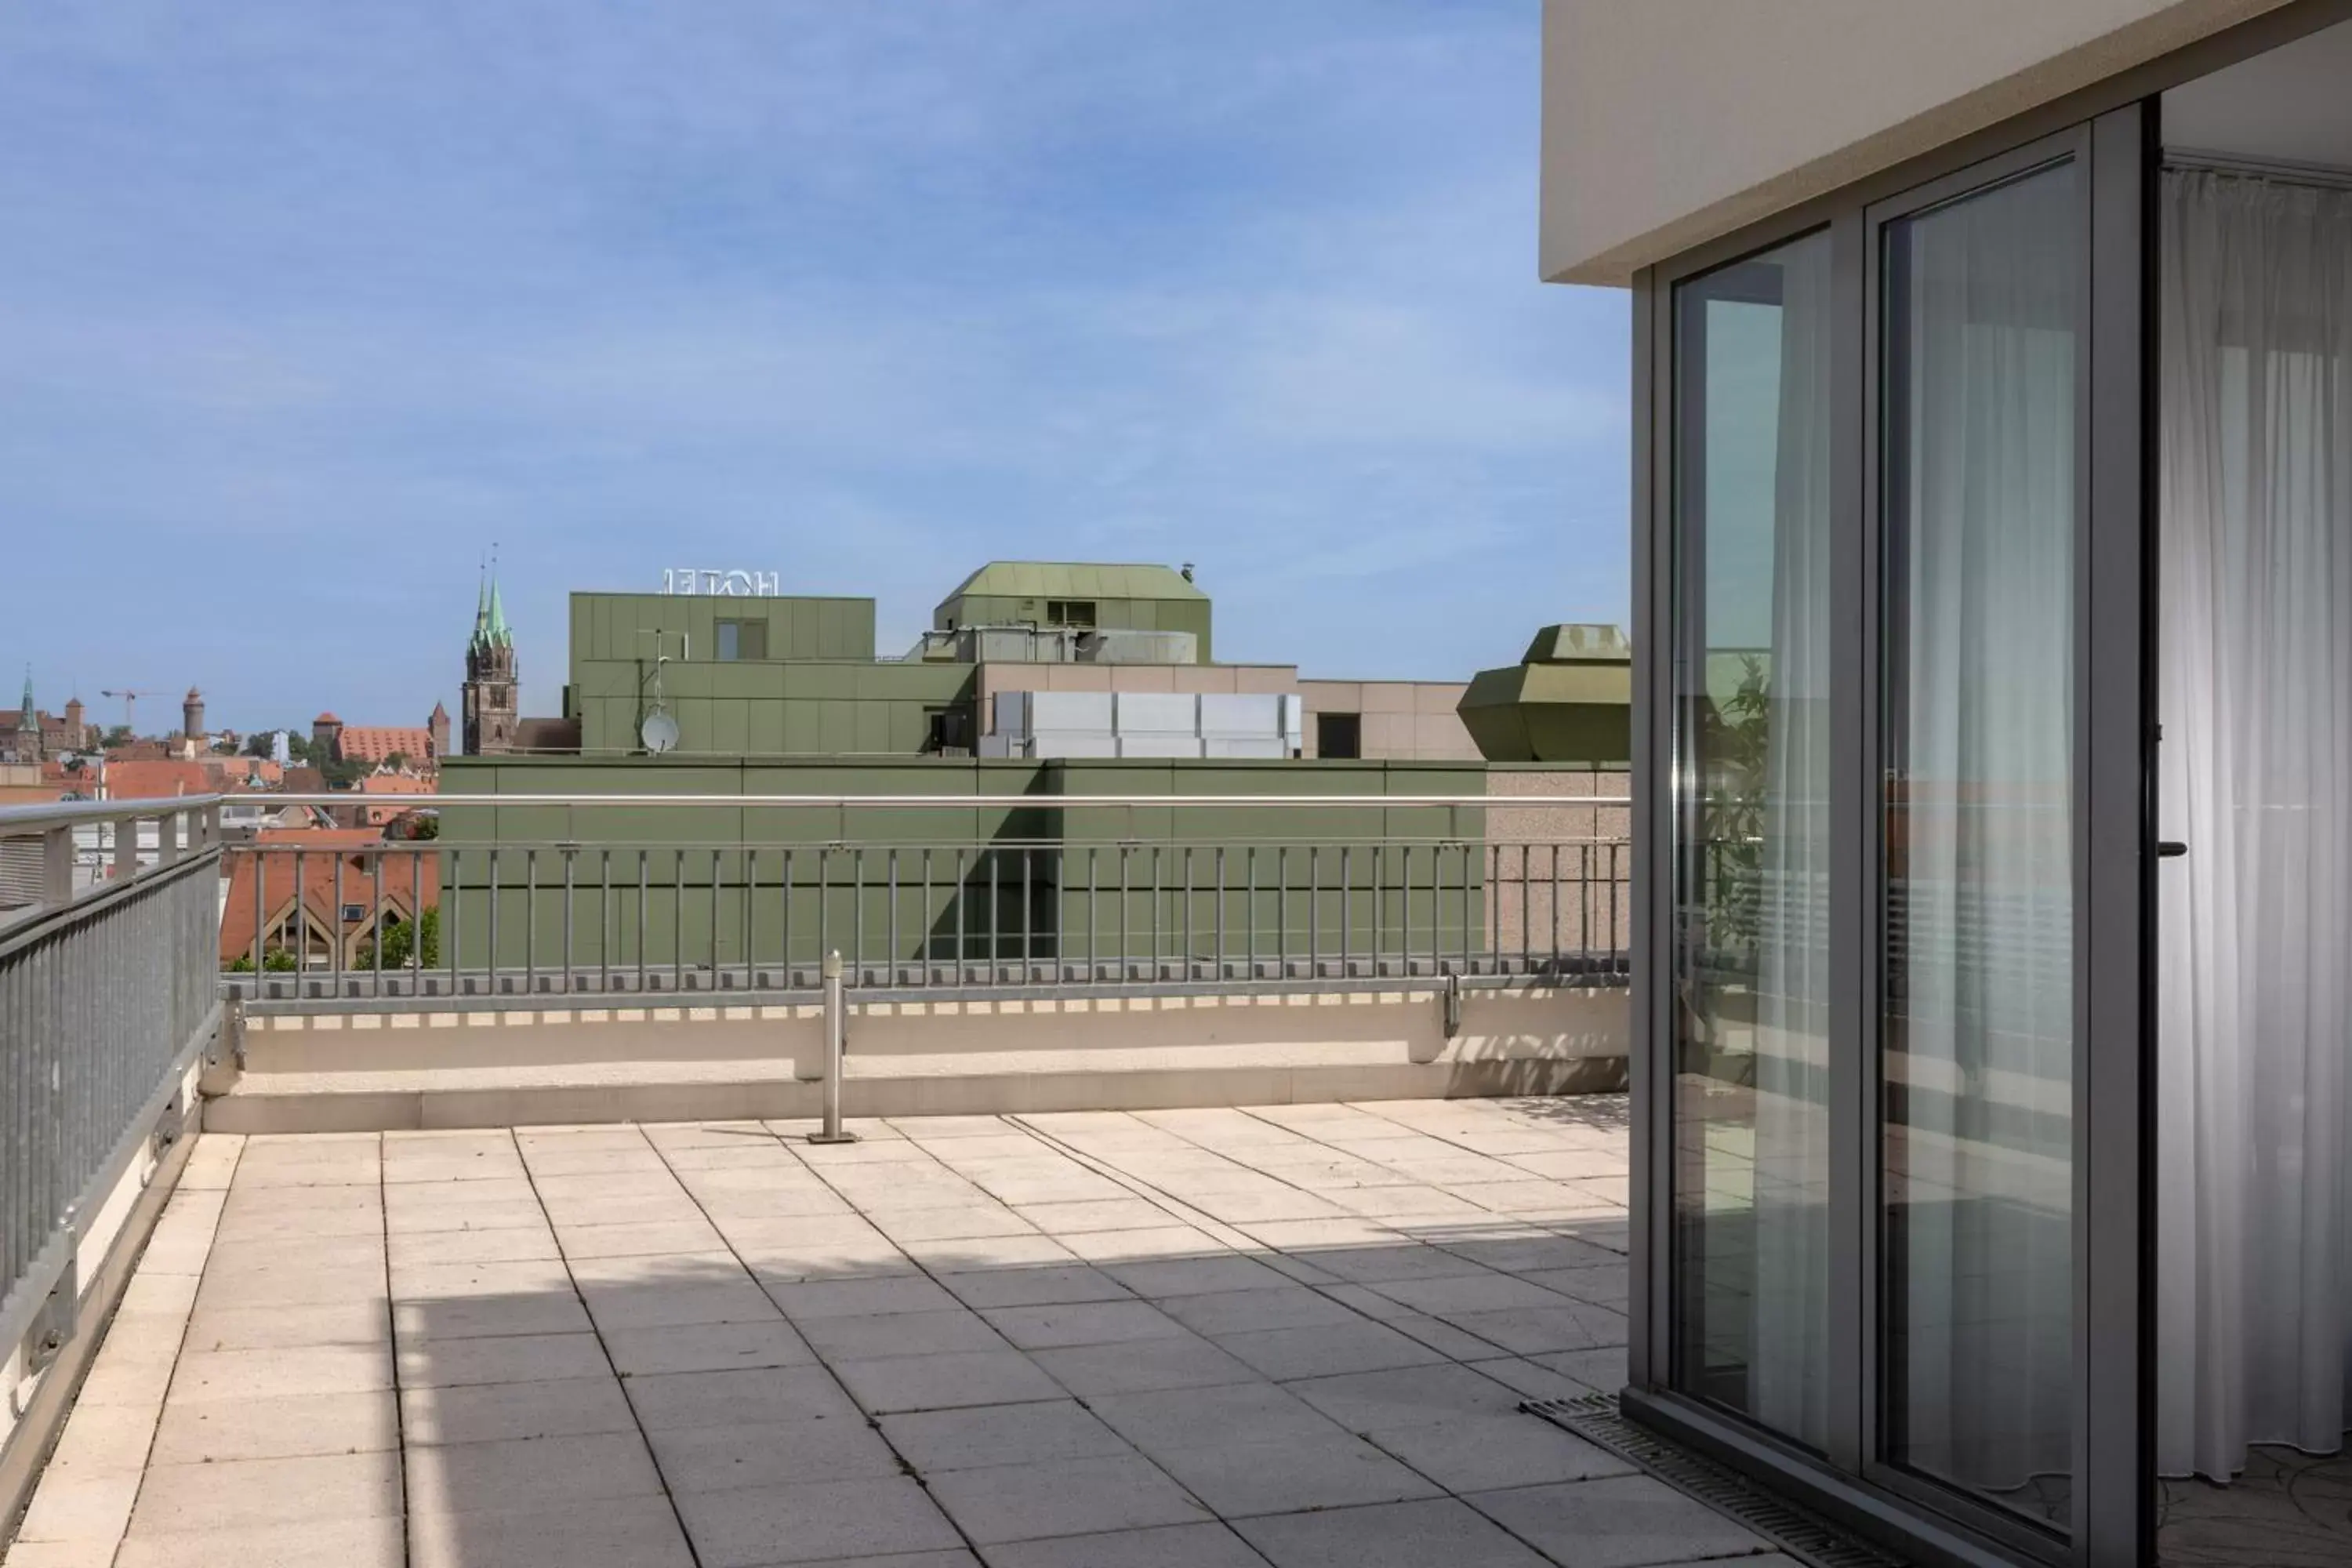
[1521, 1393, 1909, 1568]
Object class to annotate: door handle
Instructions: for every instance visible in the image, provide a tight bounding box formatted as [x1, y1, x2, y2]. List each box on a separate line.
[2157, 840, 2187, 859]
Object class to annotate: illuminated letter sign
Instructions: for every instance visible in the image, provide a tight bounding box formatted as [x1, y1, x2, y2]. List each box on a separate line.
[662, 568, 779, 597]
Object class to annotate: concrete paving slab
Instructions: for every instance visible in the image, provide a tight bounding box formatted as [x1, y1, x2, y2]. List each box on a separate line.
[1030, 1334, 1261, 1398]
[406, 1494, 695, 1568]
[1149, 1434, 1442, 1519]
[624, 1364, 861, 1429]
[1465, 1475, 1770, 1568]
[646, 1417, 902, 1493]
[1210, 1320, 1448, 1381]
[935, 1263, 1133, 1311]
[405, 1430, 666, 1516]
[879, 1399, 1131, 1472]
[924, 1453, 1209, 1544]
[981, 1300, 1189, 1352]
[978, 1523, 1269, 1568]
[1366, 1414, 1639, 1494]
[798, 1308, 1010, 1362]
[673, 1475, 963, 1566]
[113, 1515, 405, 1568]
[1236, 1497, 1555, 1567]
[395, 1330, 611, 1388]
[125, 1450, 403, 1535]
[833, 1348, 1066, 1414]
[400, 1375, 639, 1446]
[149, 1389, 398, 1465]
[601, 1319, 811, 1376]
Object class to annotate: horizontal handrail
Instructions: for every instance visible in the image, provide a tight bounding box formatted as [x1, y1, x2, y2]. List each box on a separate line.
[0, 797, 224, 835]
[281, 792, 1630, 809]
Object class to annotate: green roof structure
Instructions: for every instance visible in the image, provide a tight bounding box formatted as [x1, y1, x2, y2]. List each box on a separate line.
[1456, 623, 1632, 765]
[934, 561, 1213, 662]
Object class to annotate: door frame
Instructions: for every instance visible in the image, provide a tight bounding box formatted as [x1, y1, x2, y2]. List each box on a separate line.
[1626, 98, 2157, 1568]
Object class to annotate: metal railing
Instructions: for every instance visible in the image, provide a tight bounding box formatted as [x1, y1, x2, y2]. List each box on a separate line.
[216, 791, 1632, 1010]
[0, 798, 223, 1368]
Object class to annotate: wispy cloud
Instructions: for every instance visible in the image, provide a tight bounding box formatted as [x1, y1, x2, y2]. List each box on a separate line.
[0, 0, 1627, 728]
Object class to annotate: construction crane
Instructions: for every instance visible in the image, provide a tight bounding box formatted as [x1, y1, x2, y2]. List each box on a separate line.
[99, 688, 162, 736]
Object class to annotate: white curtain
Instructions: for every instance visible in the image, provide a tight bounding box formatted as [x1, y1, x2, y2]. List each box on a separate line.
[1750, 233, 1835, 1449]
[2158, 169, 2352, 1483]
[1886, 162, 2080, 1499]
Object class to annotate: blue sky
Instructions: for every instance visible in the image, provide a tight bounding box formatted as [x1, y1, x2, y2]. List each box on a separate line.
[0, 1, 1627, 735]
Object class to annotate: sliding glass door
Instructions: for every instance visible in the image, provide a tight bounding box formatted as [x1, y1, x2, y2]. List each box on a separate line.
[1877, 154, 2084, 1528]
[1642, 107, 2153, 1568]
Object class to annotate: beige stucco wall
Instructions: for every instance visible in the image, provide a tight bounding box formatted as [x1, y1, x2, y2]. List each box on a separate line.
[1297, 681, 1480, 760]
[1540, 0, 2294, 284]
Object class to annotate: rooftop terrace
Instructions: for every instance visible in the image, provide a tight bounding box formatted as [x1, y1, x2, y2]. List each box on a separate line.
[0, 1099, 1795, 1568]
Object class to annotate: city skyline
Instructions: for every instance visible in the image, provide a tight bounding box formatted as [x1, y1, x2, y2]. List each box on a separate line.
[1, 2, 1628, 735]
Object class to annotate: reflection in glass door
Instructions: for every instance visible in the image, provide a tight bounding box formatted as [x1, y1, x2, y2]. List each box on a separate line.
[1668, 231, 1835, 1450]
[1879, 157, 2082, 1527]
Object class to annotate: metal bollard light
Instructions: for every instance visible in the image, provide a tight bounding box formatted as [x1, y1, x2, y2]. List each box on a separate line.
[808, 949, 858, 1145]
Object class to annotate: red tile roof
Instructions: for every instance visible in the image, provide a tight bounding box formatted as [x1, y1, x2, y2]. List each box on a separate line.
[101, 760, 215, 800]
[220, 837, 438, 966]
[338, 726, 434, 767]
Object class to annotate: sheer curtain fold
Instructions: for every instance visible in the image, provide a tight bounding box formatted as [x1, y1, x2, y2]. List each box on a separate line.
[2158, 169, 2352, 1483]
[1885, 164, 2080, 1501]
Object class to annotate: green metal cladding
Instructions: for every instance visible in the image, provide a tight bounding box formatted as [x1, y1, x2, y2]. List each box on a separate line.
[932, 562, 1213, 663]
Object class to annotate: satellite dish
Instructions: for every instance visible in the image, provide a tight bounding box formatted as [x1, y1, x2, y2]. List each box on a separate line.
[641, 711, 680, 754]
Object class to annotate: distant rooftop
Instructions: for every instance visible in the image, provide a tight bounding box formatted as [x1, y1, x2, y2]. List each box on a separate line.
[940, 561, 1207, 603]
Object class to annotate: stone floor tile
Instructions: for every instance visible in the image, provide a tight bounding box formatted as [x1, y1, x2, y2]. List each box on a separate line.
[557, 1219, 727, 1258]
[390, 1257, 575, 1302]
[648, 1417, 903, 1493]
[34, 1406, 161, 1481]
[168, 1342, 391, 1403]
[395, 1291, 594, 1341]
[1468, 1356, 1602, 1403]
[1102, 1254, 1295, 1298]
[1151, 1434, 1441, 1519]
[182, 1299, 391, 1351]
[1055, 1225, 1232, 1265]
[768, 1274, 960, 1320]
[539, 1190, 710, 1228]
[603, 1318, 811, 1376]
[880, 1399, 1131, 1472]
[1465, 1475, 1771, 1568]
[742, 1234, 925, 1282]
[584, 1277, 782, 1332]
[1525, 1265, 1631, 1309]
[1439, 1303, 1627, 1357]
[191, 1262, 388, 1312]
[126, 1450, 403, 1535]
[407, 1494, 696, 1568]
[1534, 1345, 1627, 1392]
[937, 1263, 1134, 1310]
[395, 1329, 611, 1388]
[868, 1205, 1038, 1243]
[1364, 1272, 1563, 1316]
[833, 1348, 1066, 1414]
[13, 1472, 140, 1547]
[401, 1375, 639, 1446]
[1367, 1415, 1638, 1494]
[675, 1475, 963, 1566]
[924, 1453, 1209, 1544]
[1211, 1320, 1446, 1381]
[150, 1389, 398, 1465]
[383, 1197, 553, 1235]
[1284, 1243, 1490, 1284]
[1237, 1497, 1555, 1566]
[981, 1300, 1188, 1351]
[1014, 1199, 1181, 1234]
[390, 1226, 561, 1266]
[1088, 1381, 1339, 1456]
[625, 1364, 861, 1429]
[517, 1145, 670, 1177]
[1285, 1363, 1530, 1432]
[1156, 1287, 1359, 1338]
[899, 1232, 1078, 1273]
[113, 1515, 405, 1568]
[1031, 1334, 1261, 1398]
[405, 1429, 665, 1516]
[800, 1308, 1010, 1362]
[978, 1522, 1268, 1568]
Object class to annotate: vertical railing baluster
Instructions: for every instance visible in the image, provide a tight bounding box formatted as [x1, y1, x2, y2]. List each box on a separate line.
[637, 852, 649, 994]
[1214, 846, 1225, 983]
[954, 848, 967, 984]
[1021, 847, 1031, 983]
[1181, 846, 1192, 982]
[851, 846, 864, 988]
[673, 851, 685, 992]
[1087, 847, 1098, 985]
[448, 847, 463, 996]
[525, 848, 538, 993]
[1461, 841, 1473, 977]
[1308, 845, 1319, 980]
[486, 847, 500, 994]
[1277, 845, 1287, 979]
[332, 851, 344, 995]
[1118, 845, 1130, 982]
[1341, 845, 1351, 978]
[818, 847, 830, 988]
[887, 848, 899, 989]
[601, 849, 612, 994]
[988, 850, 999, 982]
[372, 851, 383, 989]
[920, 848, 932, 987]
[563, 848, 575, 992]
[1246, 846, 1257, 980]
[783, 848, 796, 990]
[710, 847, 722, 991]
[1150, 847, 1161, 982]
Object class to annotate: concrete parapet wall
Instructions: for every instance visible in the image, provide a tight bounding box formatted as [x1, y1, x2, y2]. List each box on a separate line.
[213, 985, 1629, 1133]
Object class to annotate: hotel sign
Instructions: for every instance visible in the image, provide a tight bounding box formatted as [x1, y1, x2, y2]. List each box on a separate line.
[662, 567, 779, 597]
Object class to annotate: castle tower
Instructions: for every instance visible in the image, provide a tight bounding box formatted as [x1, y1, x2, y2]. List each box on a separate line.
[64, 695, 85, 752]
[428, 700, 451, 764]
[463, 564, 519, 755]
[183, 687, 205, 744]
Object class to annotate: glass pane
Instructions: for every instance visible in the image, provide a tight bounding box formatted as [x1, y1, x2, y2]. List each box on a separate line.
[1668, 230, 1834, 1450]
[1881, 159, 2078, 1527]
